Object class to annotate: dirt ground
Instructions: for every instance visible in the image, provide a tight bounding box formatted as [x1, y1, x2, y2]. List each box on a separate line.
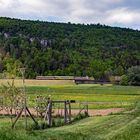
[52, 108, 124, 116]
[0, 108, 124, 117]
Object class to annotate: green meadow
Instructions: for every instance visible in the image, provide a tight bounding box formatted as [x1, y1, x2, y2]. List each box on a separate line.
[0, 105, 140, 140]
[26, 85, 140, 109]
[0, 82, 140, 140]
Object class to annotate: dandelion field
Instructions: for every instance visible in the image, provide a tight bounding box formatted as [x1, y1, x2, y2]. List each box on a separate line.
[25, 84, 140, 109]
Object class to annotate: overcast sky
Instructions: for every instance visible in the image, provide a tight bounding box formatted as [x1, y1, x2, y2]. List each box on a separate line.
[0, 0, 140, 29]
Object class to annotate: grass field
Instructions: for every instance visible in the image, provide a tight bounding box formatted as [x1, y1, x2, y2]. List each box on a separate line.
[0, 79, 140, 140]
[25, 84, 140, 109]
[0, 106, 140, 140]
[0, 79, 140, 109]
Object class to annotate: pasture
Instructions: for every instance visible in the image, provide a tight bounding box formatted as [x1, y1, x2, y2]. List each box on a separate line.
[0, 79, 140, 140]
[1, 79, 139, 109]
[25, 83, 140, 109]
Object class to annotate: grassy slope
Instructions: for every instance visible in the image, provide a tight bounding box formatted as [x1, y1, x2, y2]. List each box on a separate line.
[0, 112, 140, 140]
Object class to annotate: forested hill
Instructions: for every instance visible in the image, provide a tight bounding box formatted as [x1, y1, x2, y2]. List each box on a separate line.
[0, 17, 140, 79]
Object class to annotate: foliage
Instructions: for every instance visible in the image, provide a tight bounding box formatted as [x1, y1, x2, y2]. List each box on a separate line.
[127, 66, 140, 86]
[52, 118, 64, 127]
[28, 122, 48, 130]
[0, 17, 140, 79]
[1, 80, 23, 119]
[120, 75, 129, 86]
[120, 66, 140, 86]
[35, 96, 48, 118]
[3, 55, 22, 78]
[90, 60, 109, 80]
[73, 112, 89, 121]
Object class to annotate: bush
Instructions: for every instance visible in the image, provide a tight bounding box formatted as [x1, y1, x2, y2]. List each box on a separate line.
[120, 66, 140, 86]
[127, 66, 140, 86]
[120, 75, 129, 86]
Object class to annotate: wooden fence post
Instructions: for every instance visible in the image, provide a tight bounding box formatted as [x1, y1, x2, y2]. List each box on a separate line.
[64, 101, 67, 124]
[48, 100, 52, 127]
[86, 104, 88, 114]
[68, 101, 71, 123]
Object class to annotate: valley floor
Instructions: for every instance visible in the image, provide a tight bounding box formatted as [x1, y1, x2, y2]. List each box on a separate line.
[0, 111, 140, 140]
[0, 81, 140, 140]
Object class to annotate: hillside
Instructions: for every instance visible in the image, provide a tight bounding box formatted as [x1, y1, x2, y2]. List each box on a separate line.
[0, 17, 140, 79]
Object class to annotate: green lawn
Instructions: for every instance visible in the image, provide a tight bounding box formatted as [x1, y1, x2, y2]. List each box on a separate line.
[0, 111, 140, 140]
[25, 85, 140, 109]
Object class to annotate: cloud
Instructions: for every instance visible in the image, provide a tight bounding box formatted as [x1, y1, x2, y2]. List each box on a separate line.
[0, 0, 139, 29]
[105, 8, 140, 24]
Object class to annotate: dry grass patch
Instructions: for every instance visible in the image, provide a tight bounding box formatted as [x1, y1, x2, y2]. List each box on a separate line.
[0, 79, 75, 87]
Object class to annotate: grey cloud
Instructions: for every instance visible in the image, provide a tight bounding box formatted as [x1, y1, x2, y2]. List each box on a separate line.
[122, 0, 140, 9]
[0, 0, 139, 29]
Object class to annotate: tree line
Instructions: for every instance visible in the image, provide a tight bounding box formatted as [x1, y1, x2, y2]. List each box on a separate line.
[0, 17, 140, 80]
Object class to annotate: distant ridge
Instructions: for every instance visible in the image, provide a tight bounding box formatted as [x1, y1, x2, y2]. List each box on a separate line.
[0, 17, 139, 79]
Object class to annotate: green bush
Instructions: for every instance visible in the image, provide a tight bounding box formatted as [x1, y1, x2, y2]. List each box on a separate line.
[127, 66, 140, 86]
[120, 75, 129, 86]
[120, 66, 140, 86]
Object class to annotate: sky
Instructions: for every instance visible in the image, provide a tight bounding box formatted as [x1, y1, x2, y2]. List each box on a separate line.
[0, 0, 140, 30]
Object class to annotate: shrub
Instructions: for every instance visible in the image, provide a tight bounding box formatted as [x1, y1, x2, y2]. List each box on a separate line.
[120, 75, 129, 86]
[120, 66, 140, 86]
[127, 66, 140, 86]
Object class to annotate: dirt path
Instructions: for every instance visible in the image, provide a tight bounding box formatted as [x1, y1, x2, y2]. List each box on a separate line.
[80, 108, 123, 116]
[0, 108, 124, 117]
[52, 108, 124, 116]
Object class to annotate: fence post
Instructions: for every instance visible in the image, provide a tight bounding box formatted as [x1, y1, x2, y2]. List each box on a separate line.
[48, 100, 52, 127]
[68, 101, 71, 123]
[86, 104, 88, 114]
[64, 100, 67, 124]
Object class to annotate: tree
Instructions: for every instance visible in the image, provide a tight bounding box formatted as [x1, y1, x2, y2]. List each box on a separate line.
[127, 66, 140, 86]
[1, 80, 23, 122]
[120, 66, 140, 86]
[90, 60, 108, 80]
[0, 17, 140, 78]
[3, 56, 22, 78]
